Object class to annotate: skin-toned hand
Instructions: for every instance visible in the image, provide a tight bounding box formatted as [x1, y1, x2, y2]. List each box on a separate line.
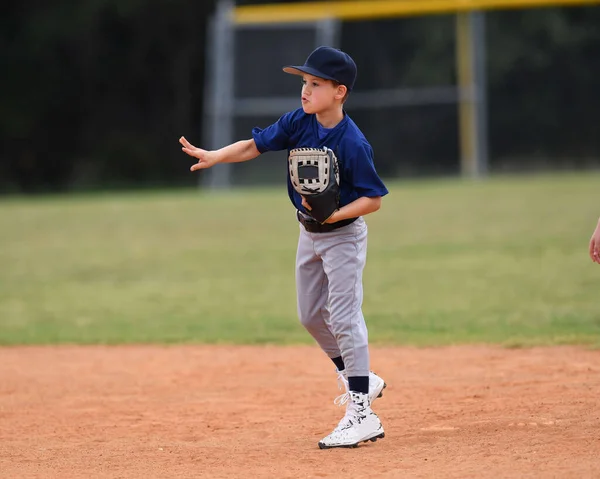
[302, 195, 382, 224]
[301, 196, 340, 224]
[323, 211, 340, 224]
[179, 136, 219, 171]
[589, 218, 600, 264]
[301, 196, 312, 212]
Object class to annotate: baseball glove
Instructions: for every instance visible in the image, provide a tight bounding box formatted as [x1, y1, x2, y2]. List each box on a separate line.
[288, 147, 340, 224]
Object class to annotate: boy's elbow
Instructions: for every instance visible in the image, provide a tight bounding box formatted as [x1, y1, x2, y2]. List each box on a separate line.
[371, 196, 382, 212]
[249, 139, 261, 158]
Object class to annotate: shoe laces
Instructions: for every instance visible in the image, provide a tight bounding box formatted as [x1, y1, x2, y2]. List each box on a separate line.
[333, 369, 350, 406]
[335, 393, 368, 431]
[334, 392, 350, 406]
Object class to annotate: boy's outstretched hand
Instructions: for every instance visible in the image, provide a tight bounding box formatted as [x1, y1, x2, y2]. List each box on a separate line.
[590, 218, 600, 264]
[180, 137, 219, 171]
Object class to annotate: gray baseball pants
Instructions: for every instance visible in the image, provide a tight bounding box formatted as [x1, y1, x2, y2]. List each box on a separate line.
[295, 216, 370, 377]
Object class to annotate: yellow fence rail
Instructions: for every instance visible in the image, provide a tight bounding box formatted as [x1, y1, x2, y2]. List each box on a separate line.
[234, 0, 600, 24]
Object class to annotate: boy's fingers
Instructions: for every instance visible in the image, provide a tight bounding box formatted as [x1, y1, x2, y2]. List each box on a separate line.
[178, 139, 209, 171]
[301, 196, 312, 211]
[593, 243, 600, 263]
[190, 161, 206, 172]
[181, 147, 195, 157]
[179, 136, 194, 149]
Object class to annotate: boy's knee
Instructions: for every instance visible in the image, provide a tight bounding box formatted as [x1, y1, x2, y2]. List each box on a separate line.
[297, 304, 326, 330]
[297, 310, 316, 329]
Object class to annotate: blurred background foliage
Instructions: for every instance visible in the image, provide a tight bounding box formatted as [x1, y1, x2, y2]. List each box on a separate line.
[1, 0, 599, 193]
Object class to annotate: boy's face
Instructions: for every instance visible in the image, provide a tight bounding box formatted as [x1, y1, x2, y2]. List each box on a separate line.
[300, 74, 346, 115]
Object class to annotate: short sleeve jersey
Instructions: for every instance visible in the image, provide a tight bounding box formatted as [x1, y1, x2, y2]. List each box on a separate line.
[251, 108, 388, 214]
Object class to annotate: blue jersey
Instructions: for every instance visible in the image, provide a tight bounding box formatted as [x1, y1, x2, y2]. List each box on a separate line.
[251, 108, 388, 214]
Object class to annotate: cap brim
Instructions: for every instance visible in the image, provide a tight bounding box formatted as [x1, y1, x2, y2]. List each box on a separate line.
[283, 65, 337, 82]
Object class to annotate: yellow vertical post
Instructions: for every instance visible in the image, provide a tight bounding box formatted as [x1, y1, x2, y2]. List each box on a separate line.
[456, 11, 488, 178]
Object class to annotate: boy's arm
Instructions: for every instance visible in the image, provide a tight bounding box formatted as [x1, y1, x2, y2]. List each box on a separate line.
[179, 137, 260, 171]
[320, 196, 382, 223]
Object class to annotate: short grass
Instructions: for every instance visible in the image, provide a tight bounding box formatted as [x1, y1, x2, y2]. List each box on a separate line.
[1, 172, 599, 346]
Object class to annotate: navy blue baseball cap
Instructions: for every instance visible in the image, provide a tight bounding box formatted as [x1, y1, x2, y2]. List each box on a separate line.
[283, 46, 357, 91]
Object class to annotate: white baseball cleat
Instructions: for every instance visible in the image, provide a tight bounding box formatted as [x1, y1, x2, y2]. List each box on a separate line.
[318, 391, 385, 449]
[334, 369, 387, 407]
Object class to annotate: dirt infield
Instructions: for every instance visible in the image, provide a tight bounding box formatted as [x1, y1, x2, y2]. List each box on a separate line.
[0, 345, 598, 478]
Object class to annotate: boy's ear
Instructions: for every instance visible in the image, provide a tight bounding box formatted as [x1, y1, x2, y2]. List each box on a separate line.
[335, 84, 348, 100]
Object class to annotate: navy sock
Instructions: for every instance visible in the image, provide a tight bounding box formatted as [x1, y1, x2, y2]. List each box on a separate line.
[348, 376, 369, 394]
[331, 356, 345, 371]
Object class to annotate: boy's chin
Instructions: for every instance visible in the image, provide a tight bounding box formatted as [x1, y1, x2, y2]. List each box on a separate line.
[301, 104, 315, 114]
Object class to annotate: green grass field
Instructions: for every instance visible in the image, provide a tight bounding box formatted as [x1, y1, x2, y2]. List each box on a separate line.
[1, 173, 599, 346]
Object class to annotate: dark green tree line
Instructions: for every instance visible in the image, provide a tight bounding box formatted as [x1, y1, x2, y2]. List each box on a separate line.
[1, 0, 214, 192]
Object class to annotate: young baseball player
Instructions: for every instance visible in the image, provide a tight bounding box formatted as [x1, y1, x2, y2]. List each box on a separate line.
[180, 46, 388, 449]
